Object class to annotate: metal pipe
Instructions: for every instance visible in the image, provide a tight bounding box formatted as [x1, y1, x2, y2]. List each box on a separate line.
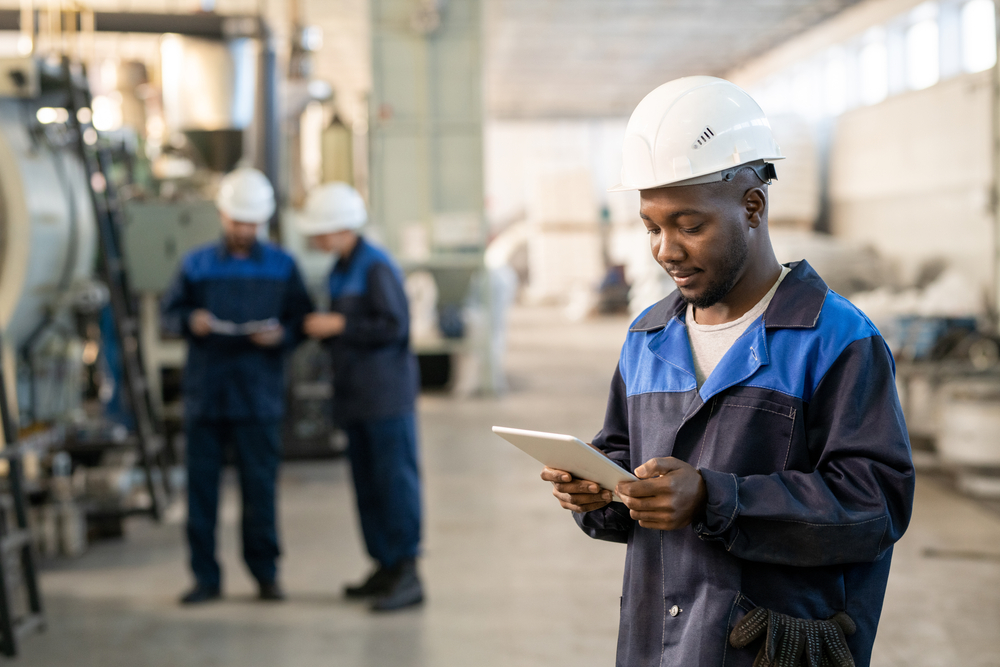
[0, 9, 262, 38]
[261, 24, 281, 238]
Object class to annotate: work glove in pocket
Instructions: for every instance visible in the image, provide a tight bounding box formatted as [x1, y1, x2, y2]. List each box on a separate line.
[729, 607, 857, 667]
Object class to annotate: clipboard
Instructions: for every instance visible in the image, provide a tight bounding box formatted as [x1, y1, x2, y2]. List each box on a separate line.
[492, 425, 637, 502]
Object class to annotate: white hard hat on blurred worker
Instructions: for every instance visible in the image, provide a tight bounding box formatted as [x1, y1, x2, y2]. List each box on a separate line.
[297, 182, 368, 236]
[609, 75, 783, 192]
[215, 167, 276, 224]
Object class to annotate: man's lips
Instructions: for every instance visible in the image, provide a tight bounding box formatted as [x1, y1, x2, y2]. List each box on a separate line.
[666, 268, 700, 287]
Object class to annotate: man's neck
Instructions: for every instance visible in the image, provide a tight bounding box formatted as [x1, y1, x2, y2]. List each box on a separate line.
[340, 234, 361, 260]
[225, 239, 254, 259]
[693, 257, 783, 326]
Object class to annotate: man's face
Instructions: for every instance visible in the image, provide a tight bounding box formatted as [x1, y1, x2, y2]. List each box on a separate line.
[309, 230, 357, 256]
[220, 214, 260, 255]
[639, 183, 751, 310]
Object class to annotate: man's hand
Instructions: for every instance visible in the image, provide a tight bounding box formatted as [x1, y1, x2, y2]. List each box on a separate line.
[189, 309, 214, 337]
[541, 467, 612, 513]
[249, 325, 285, 347]
[304, 313, 346, 339]
[615, 457, 707, 530]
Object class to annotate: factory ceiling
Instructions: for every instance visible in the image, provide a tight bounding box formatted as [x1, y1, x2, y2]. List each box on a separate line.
[485, 0, 867, 118]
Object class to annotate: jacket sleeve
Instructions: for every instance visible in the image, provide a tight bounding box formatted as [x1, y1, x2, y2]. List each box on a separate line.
[160, 262, 195, 339]
[338, 262, 410, 347]
[574, 364, 636, 544]
[279, 261, 314, 350]
[694, 335, 915, 567]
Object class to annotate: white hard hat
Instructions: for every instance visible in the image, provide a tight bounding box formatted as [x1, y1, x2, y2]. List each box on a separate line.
[215, 167, 276, 224]
[609, 76, 783, 192]
[297, 182, 368, 236]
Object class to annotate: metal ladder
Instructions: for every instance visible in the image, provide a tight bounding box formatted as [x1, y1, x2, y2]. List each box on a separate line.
[60, 58, 171, 521]
[0, 332, 45, 657]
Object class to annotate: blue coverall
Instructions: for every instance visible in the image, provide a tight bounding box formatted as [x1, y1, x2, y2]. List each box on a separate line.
[162, 240, 313, 589]
[577, 261, 915, 667]
[324, 236, 421, 569]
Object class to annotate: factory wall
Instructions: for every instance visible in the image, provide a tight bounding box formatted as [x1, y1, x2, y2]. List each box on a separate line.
[726, 0, 998, 302]
[828, 69, 994, 292]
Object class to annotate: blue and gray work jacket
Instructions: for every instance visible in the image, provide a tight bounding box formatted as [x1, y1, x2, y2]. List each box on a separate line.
[161, 240, 313, 421]
[324, 236, 418, 424]
[578, 260, 914, 667]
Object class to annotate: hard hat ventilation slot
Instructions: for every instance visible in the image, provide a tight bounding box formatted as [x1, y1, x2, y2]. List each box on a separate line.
[692, 127, 715, 149]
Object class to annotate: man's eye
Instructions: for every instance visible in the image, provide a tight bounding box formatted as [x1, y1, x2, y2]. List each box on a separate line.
[682, 225, 703, 234]
[645, 228, 660, 235]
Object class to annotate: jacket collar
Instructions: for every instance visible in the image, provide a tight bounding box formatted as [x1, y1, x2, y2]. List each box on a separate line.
[333, 235, 367, 273]
[629, 260, 828, 333]
[217, 238, 264, 262]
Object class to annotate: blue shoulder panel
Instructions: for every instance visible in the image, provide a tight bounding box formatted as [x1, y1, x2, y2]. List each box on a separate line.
[184, 242, 294, 283]
[620, 307, 698, 397]
[328, 239, 404, 299]
[620, 290, 886, 403]
[741, 291, 883, 402]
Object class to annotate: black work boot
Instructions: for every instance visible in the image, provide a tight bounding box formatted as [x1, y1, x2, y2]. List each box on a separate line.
[344, 564, 396, 599]
[258, 581, 286, 601]
[371, 559, 424, 612]
[179, 583, 222, 605]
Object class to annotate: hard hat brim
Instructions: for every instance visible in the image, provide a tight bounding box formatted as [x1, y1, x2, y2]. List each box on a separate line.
[217, 203, 273, 224]
[295, 214, 366, 237]
[607, 157, 784, 193]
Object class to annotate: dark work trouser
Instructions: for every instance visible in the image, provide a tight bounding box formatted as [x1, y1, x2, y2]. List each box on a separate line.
[185, 419, 282, 589]
[344, 412, 422, 569]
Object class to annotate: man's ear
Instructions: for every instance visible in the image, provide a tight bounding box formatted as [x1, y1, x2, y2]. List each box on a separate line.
[744, 187, 766, 229]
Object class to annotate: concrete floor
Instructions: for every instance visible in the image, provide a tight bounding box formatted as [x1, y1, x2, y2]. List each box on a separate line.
[16, 306, 1000, 666]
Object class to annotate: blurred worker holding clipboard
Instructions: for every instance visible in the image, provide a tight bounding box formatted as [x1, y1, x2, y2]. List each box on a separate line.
[162, 168, 313, 605]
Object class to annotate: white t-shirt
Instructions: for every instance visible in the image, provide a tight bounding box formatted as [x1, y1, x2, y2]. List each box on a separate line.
[686, 266, 791, 388]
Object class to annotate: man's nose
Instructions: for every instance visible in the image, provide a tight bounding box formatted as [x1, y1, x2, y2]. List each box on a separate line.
[653, 232, 685, 264]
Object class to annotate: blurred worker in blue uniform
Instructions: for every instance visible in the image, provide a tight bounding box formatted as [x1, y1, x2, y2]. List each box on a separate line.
[298, 182, 423, 612]
[162, 167, 313, 605]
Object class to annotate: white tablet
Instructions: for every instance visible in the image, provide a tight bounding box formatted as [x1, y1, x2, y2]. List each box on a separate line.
[492, 425, 637, 502]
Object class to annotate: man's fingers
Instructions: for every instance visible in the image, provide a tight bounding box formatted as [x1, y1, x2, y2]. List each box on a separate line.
[540, 467, 573, 484]
[541, 468, 611, 512]
[634, 456, 688, 479]
[553, 489, 611, 506]
[616, 474, 677, 499]
[541, 468, 606, 495]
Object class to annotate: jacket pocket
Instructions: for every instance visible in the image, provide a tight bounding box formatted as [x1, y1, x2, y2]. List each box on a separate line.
[722, 593, 757, 667]
[699, 395, 797, 475]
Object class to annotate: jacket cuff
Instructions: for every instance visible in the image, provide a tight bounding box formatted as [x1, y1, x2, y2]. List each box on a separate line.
[694, 468, 740, 539]
[573, 502, 632, 544]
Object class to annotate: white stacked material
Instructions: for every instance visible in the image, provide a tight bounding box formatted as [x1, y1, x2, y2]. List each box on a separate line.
[528, 167, 597, 226]
[849, 268, 986, 337]
[608, 219, 676, 318]
[770, 229, 889, 297]
[526, 229, 604, 305]
[404, 271, 441, 345]
[766, 113, 820, 230]
[525, 168, 604, 304]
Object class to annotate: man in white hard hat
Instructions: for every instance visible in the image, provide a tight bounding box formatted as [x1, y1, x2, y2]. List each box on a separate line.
[162, 167, 313, 605]
[298, 182, 423, 612]
[541, 77, 914, 667]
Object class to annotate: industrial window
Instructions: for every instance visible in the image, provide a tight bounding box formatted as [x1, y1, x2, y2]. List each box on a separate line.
[824, 47, 849, 116]
[961, 0, 997, 72]
[906, 18, 940, 90]
[859, 36, 889, 105]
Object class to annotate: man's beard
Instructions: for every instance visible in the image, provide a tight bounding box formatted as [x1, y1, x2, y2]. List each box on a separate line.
[226, 235, 256, 255]
[678, 232, 749, 310]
